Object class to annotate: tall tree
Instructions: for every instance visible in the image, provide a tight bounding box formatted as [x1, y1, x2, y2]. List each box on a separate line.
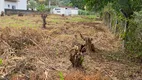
[70, 0, 85, 9]
[58, 0, 71, 6]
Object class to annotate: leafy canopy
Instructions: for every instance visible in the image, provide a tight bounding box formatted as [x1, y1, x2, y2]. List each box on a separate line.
[85, 0, 142, 17]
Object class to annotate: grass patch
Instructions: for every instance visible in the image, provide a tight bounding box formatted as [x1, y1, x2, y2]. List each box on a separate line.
[0, 15, 97, 28]
[68, 15, 96, 22]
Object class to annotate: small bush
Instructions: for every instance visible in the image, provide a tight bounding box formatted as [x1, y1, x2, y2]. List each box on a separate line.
[125, 11, 142, 62]
[79, 10, 95, 15]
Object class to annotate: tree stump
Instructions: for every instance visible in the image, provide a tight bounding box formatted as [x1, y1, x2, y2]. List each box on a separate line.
[70, 33, 97, 68]
[80, 33, 96, 54]
[41, 14, 47, 29]
[62, 14, 65, 17]
[70, 44, 86, 68]
[70, 49, 84, 68]
[1, 11, 4, 16]
[18, 12, 23, 16]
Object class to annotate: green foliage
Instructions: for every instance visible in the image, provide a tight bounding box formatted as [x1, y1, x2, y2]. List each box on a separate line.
[27, 0, 38, 11]
[59, 71, 64, 80]
[120, 32, 126, 40]
[79, 10, 89, 15]
[68, 3, 73, 7]
[134, 10, 142, 23]
[80, 56, 84, 65]
[70, 0, 85, 9]
[88, 0, 142, 61]
[79, 10, 95, 15]
[86, 15, 97, 19]
[69, 15, 96, 22]
[85, 0, 142, 17]
[58, 0, 71, 6]
[0, 59, 2, 65]
[85, 0, 112, 11]
[125, 11, 142, 59]
[43, 0, 71, 6]
[37, 4, 46, 12]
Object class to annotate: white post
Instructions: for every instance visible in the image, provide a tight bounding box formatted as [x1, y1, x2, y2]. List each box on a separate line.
[122, 20, 127, 52]
[0, 0, 4, 14]
[48, 0, 51, 8]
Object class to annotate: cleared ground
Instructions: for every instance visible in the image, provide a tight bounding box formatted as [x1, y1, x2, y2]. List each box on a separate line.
[0, 15, 141, 80]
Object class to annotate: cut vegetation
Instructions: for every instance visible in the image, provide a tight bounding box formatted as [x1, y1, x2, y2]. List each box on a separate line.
[0, 15, 141, 80]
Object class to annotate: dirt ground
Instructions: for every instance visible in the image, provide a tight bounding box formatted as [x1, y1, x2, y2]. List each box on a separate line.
[0, 15, 141, 80]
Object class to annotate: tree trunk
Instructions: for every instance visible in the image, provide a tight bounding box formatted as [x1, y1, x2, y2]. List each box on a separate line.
[41, 14, 47, 28]
[123, 20, 129, 50]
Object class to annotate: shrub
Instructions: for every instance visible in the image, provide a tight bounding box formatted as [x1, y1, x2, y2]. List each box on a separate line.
[102, 4, 142, 62]
[125, 11, 142, 62]
[78, 10, 95, 15]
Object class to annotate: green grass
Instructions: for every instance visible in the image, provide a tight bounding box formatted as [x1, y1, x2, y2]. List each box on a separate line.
[68, 15, 96, 22]
[0, 16, 42, 28]
[59, 71, 64, 80]
[86, 15, 97, 19]
[0, 59, 2, 65]
[0, 15, 97, 28]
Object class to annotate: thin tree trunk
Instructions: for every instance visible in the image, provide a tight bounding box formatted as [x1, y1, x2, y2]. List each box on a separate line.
[109, 15, 112, 31]
[48, 0, 51, 8]
[114, 19, 118, 34]
[123, 20, 129, 51]
[41, 14, 47, 28]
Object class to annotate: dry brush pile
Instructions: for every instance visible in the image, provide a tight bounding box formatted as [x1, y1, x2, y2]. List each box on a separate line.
[0, 26, 117, 80]
[0, 27, 48, 79]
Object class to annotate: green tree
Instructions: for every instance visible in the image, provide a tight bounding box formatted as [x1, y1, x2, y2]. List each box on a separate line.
[27, 0, 38, 11]
[85, 0, 142, 18]
[37, 4, 46, 12]
[70, 0, 85, 9]
[58, 0, 71, 6]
